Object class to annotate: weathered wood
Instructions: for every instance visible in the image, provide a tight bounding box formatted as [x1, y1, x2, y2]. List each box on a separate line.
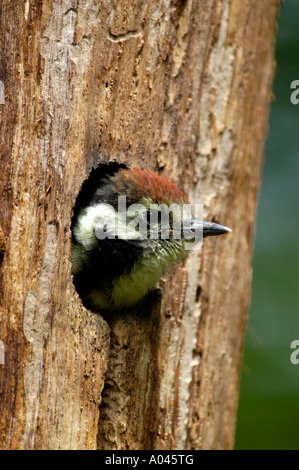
[0, 0, 279, 450]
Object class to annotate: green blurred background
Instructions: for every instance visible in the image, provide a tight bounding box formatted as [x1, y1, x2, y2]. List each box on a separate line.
[235, 0, 299, 450]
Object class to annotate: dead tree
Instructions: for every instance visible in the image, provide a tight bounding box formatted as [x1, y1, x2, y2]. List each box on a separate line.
[0, 0, 279, 450]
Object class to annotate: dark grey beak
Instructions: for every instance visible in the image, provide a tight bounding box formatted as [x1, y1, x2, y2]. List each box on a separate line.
[201, 221, 232, 237]
[184, 219, 232, 238]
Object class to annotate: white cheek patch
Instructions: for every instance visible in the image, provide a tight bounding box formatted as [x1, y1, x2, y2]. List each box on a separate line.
[74, 201, 151, 247]
[73, 202, 146, 250]
[73, 204, 116, 250]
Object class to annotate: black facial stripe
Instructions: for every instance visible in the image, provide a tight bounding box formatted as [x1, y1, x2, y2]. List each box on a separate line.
[72, 238, 143, 307]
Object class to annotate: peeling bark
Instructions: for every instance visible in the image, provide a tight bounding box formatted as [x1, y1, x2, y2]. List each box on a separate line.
[0, 0, 279, 450]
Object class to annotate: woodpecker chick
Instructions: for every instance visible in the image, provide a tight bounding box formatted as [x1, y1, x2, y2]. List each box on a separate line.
[71, 166, 231, 311]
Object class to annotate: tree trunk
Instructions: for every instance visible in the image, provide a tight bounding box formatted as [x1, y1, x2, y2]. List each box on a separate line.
[0, 0, 279, 450]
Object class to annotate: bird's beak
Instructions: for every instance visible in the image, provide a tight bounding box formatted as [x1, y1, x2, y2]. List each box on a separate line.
[183, 219, 232, 238]
[201, 220, 231, 237]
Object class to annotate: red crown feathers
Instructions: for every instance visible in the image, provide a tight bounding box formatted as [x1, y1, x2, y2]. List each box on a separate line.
[111, 167, 186, 205]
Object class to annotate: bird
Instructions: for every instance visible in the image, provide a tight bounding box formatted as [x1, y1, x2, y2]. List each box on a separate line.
[71, 164, 231, 311]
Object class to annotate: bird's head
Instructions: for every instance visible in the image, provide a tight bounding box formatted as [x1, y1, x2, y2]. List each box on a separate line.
[71, 166, 231, 311]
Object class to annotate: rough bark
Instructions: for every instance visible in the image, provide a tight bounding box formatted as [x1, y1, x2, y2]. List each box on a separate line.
[0, 0, 279, 450]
